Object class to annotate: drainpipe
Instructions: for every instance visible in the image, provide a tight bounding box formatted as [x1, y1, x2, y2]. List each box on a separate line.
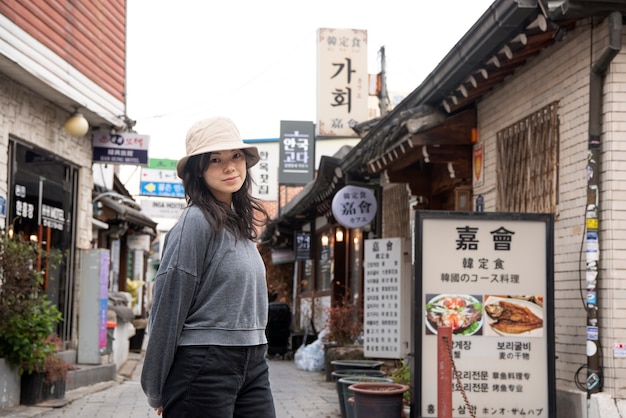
[585, 11, 622, 397]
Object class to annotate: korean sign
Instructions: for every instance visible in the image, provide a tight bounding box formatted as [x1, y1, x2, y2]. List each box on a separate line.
[317, 28, 368, 138]
[364, 238, 410, 359]
[93, 130, 150, 165]
[249, 141, 278, 201]
[331, 185, 377, 229]
[140, 159, 185, 198]
[415, 211, 555, 418]
[278, 121, 315, 185]
[295, 231, 312, 260]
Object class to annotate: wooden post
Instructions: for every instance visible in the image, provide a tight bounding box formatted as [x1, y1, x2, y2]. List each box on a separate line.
[438, 326, 452, 418]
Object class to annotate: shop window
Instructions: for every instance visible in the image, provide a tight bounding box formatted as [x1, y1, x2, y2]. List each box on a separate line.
[496, 101, 559, 213]
[8, 140, 77, 341]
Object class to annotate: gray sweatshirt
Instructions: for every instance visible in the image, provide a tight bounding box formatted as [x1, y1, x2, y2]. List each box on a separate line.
[141, 205, 268, 408]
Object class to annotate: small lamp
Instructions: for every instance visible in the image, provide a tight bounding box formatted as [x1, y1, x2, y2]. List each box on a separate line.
[321, 234, 329, 246]
[335, 228, 344, 243]
[64, 111, 89, 137]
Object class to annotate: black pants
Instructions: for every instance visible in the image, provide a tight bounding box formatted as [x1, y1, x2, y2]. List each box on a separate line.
[162, 344, 276, 418]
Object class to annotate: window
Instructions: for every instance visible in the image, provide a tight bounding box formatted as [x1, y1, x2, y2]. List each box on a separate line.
[496, 101, 559, 213]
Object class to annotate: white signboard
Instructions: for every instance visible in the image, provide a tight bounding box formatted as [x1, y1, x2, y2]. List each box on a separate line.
[416, 211, 555, 418]
[250, 141, 278, 201]
[331, 185, 377, 229]
[316, 28, 368, 137]
[364, 237, 410, 359]
[140, 198, 186, 220]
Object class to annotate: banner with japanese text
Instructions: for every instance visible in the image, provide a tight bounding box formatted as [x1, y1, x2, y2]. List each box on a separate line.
[415, 211, 555, 418]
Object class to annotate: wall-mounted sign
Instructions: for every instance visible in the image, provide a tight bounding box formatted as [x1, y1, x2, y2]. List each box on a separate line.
[93, 131, 150, 165]
[331, 185, 377, 228]
[415, 211, 555, 418]
[140, 159, 185, 198]
[295, 231, 312, 260]
[278, 121, 315, 185]
[249, 141, 278, 201]
[473, 143, 484, 187]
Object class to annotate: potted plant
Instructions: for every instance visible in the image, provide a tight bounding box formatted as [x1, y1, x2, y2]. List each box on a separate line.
[390, 359, 412, 417]
[0, 231, 71, 405]
[324, 296, 367, 381]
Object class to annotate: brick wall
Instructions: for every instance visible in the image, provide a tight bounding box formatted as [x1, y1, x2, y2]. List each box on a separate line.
[474, 17, 626, 396]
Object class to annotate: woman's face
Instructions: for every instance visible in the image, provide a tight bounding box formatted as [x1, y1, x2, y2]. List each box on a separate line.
[202, 149, 248, 204]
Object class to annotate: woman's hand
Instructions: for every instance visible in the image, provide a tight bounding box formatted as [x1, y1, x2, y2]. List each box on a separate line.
[154, 407, 163, 416]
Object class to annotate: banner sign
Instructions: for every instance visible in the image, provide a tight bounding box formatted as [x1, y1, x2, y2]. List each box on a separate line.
[415, 211, 555, 418]
[93, 131, 150, 165]
[249, 141, 278, 201]
[278, 121, 315, 185]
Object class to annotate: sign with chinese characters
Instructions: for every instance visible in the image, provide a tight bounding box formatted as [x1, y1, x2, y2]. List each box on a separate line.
[249, 141, 278, 201]
[331, 185, 377, 228]
[316, 28, 368, 138]
[278, 121, 315, 185]
[364, 238, 410, 358]
[415, 211, 555, 418]
[140, 158, 184, 198]
[93, 130, 150, 165]
[295, 231, 312, 260]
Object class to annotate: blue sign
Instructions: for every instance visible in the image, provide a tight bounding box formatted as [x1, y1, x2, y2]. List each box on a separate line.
[140, 181, 185, 198]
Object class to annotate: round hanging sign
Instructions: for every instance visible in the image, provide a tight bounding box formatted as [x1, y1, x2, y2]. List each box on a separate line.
[331, 185, 377, 229]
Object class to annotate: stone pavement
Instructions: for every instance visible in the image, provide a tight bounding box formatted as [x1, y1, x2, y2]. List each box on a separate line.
[0, 352, 341, 418]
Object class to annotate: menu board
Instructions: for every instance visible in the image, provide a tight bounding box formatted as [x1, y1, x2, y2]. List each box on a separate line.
[415, 211, 555, 418]
[364, 238, 410, 359]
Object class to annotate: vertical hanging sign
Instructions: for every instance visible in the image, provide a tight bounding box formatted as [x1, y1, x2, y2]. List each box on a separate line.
[415, 211, 555, 418]
[317, 28, 368, 138]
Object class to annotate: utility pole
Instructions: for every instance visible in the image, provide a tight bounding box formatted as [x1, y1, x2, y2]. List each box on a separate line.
[378, 46, 390, 116]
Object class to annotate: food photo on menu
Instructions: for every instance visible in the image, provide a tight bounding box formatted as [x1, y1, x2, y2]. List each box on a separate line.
[424, 293, 545, 338]
[483, 294, 544, 337]
[424, 294, 484, 336]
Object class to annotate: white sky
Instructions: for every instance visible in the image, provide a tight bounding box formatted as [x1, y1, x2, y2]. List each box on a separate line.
[126, 0, 495, 161]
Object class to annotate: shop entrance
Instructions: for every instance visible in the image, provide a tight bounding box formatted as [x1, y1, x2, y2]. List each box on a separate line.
[8, 140, 78, 342]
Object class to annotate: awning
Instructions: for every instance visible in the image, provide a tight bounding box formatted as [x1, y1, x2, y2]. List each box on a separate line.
[98, 196, 157, 231]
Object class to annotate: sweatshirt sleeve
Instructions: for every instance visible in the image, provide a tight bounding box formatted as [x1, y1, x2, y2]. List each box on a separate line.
[140, 266, 197, 408]
[140, 208, 210, 408]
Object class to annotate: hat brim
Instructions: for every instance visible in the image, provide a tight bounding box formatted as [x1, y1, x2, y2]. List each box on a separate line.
[176, 145, 260, 179]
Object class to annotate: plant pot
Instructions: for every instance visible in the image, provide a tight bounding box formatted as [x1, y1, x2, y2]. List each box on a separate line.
[347, 382, 409, 418]
[0, 358, 20, 408]
[330, 359, 384, 371]
[20, 372, 66, 405]
[338, 376, 393, 418]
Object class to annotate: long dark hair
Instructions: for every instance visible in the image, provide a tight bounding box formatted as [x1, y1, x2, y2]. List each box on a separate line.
[181, 151, 269, 240]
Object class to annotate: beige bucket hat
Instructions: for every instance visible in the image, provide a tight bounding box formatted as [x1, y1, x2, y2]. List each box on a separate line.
[176, 116, 260, 178]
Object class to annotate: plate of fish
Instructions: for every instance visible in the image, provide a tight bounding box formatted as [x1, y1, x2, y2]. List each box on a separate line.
[484, 296, 544, 337]
[424, 294, 483, 335]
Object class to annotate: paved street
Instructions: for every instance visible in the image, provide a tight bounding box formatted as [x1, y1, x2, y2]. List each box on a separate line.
[0, 352, 341, 418]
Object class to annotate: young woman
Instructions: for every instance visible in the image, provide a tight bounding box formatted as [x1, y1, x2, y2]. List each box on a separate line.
[141, 117, 275, 417]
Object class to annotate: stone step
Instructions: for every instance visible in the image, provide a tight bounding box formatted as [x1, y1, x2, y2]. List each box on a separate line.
[66, 362, 117, 391]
